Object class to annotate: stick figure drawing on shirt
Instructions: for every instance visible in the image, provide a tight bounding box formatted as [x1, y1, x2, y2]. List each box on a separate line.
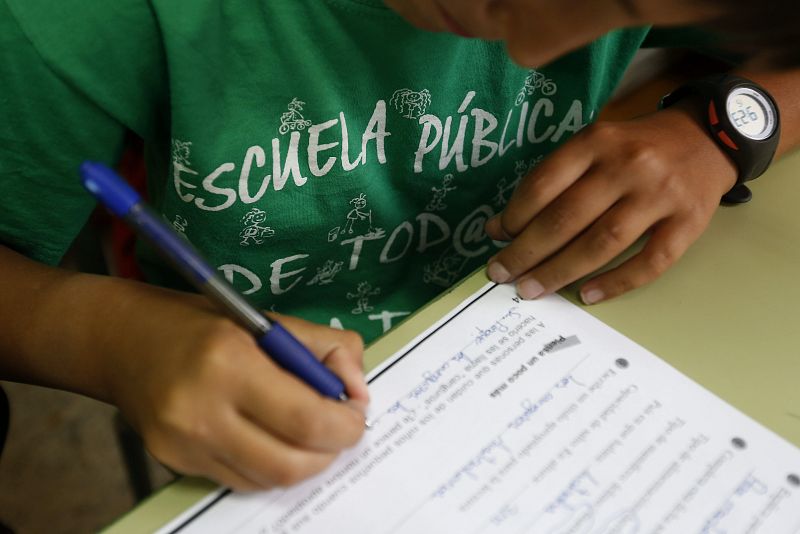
[172, 214, 189, 235]
[494, 157, 543, 208]
[171, 139, 192, 167]
[515, 70, 558, 106]
[345, 193, 373, 235]
[306, 260, 344, 286]
[328, 193, 385, 242]
[239, 207, 275, 246]
[347, 281, 381, 315]
[426, 174, 456, 212]
[279, 98, 312, 135]
[424, 247, 469, 287]
[390, 88, 432, 119]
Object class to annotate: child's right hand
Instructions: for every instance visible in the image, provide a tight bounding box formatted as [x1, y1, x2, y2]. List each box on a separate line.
[0, 245, 368, 491]
[108, 295, 369, 491]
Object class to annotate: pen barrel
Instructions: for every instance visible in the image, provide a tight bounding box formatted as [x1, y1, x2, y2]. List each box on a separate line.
[126, 204, 216, 285]
[80, 162, 346, 401]
[257, 323, 346, 400]
[126, 205, 271, 334]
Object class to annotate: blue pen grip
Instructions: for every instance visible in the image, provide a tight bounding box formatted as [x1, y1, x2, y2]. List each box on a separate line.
[257, 323, 346, 400]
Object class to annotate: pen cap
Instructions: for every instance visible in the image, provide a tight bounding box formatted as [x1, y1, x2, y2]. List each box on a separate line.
[80, 161, 141, 217]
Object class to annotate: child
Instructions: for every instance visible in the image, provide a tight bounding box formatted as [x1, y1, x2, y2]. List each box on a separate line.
[390, 0, 800, 306]
[0, 0, 798, 490]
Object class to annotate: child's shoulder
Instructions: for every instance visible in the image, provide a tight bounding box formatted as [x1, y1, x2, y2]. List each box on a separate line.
[6, 0, 158, 46]
[4, 0, 162, 67]
[3, 0, 170, 135]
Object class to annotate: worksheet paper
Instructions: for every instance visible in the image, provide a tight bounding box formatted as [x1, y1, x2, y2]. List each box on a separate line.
[160, 283, 800, 534]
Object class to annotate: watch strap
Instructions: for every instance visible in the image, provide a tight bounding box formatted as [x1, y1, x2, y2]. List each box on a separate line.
[660, 74, 781, 203]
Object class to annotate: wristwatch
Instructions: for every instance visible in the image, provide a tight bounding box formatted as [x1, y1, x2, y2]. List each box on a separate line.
[660, 74, 781, 204]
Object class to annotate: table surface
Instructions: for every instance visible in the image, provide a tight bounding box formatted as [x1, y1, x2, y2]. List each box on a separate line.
[104, 151, 800, 533]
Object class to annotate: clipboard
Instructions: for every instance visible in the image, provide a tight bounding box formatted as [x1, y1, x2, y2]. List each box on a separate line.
[103, 151, 800, 533]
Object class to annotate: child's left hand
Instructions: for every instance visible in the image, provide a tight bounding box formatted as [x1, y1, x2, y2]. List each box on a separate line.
[485, 103, 738, 304]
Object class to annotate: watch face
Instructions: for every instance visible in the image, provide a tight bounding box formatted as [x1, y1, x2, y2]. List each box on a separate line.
[726, 87, 777, 141]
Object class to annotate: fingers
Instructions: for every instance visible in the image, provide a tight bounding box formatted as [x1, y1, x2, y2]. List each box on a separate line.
[215, 414, 338, 489]
[223, 327, 366, 488]
[509, 199, 661, 299]
[146, 343, 364, 491]
[493, 200, 704, 304]
[236, 351, 366, 454]
[276, 315, 369, 404]
[483, 115, 726, 304]
[140, 314, 367, 491]
[169, 407, 340, 491]
[486, 135, 595, 240]
[204, 456, 264, 493]
[324, 343, 370, 412]
[487, 168, 624, 283]
[578, 217, 701, 304]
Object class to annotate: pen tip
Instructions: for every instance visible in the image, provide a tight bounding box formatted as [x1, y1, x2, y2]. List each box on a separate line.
[339, 393, 349, 402]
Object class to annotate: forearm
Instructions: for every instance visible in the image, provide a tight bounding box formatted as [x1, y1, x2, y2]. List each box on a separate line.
[0, 244, 370, 489]
[0, 244, 203, 402]
[612, 64, 800, 194]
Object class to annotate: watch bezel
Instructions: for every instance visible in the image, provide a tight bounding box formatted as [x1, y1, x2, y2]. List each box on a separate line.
[725, 86, 777, 142]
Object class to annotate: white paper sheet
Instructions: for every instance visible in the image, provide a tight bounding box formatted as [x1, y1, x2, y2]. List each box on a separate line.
[159, 283, 800, 534]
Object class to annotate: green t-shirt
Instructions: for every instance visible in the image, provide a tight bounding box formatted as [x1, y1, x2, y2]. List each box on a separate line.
[0, 0, 649, 342]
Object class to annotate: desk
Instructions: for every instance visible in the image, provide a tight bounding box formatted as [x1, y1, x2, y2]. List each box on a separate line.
[104, 151, 800, 533]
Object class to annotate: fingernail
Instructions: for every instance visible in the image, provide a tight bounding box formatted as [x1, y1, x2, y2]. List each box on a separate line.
[487, 261, 511, 284]
[581, 288, 605, 305]
[517, 278, 545, 300]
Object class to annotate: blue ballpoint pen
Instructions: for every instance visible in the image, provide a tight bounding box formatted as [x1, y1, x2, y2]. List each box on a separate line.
[79, 161, 347, 401]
